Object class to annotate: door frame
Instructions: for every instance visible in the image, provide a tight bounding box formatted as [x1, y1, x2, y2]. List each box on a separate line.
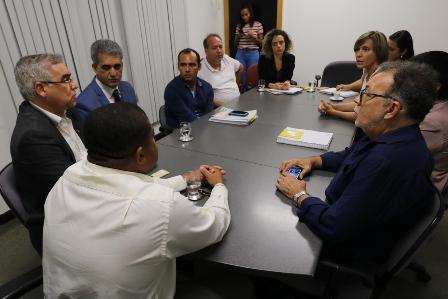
[223, 0, 283, 54]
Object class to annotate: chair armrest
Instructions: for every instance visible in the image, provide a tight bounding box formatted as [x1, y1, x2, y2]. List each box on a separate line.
[0, 266, 42, 298]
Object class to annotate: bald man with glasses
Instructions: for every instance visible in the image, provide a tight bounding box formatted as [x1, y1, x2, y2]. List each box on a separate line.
[277, 61, 438, 264]
[11, 54, 86, 255]
[76, 39, 138, 119]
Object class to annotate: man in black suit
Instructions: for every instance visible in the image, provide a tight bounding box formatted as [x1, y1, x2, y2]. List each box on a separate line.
[10, 54, 86, 255]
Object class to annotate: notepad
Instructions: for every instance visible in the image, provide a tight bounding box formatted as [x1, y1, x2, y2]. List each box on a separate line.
[265, 87, 303, 95]
[150, 169, 170, 178]
[277, 127, 333, 150]
[319, 88, 358, 98]
[208, 107, 258, 126]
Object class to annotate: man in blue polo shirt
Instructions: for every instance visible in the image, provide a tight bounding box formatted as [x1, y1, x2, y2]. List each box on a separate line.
[164, 48, 215, 129]
[277, 61, 438, 263]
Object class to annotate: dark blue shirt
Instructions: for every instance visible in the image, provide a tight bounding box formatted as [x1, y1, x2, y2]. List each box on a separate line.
[298, 124, 435, 262]
[164, 76, 214, 128]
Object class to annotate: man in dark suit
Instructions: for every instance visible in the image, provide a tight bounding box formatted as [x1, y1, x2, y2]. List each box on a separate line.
[76, 39, 138, 119]
[10, 54, 86, 255]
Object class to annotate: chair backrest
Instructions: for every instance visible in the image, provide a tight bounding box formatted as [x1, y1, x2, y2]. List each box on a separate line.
[247, 64, 259, 89]
[155, 105, 173, 141]
[381, 190, 445, 277]
[0, 163, 29, 225]
[159, 105, 173, 132]
[321, 61, 363, 88]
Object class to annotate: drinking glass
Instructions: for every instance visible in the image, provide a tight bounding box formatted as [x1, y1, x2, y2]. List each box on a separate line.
[179, 121, 193, 142]
[257, 79, 265, 91]
[186, 171, 202, 201]
[307, 80, 316, 92]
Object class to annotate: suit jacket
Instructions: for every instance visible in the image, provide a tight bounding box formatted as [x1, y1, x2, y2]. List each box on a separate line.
[258, 52, 295, 85]
[10, 101, 82, 223]
[76, 77, 138, 119]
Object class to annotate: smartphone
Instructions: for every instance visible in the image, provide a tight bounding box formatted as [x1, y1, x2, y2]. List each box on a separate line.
[287, 166, 303, 179]
[229, 110, 249, 117]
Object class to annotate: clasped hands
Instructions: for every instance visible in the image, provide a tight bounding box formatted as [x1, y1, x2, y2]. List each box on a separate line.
[237, 30, 257, 40]
[183, 165, 225, 186]
[269, 81, 290, 90]
[318, 84, 349, 115]
[318, 100, 336, 115]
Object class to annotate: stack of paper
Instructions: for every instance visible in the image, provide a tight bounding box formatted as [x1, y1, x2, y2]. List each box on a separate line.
[319, 88, 358, 98]
[265, 87, 303, 95]
[277, 127, 333, 150]
[209, 107, 258, 126]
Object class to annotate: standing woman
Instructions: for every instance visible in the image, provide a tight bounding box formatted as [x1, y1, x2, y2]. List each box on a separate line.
[234, 3, 263, 90]
[388, 30, 414, 61]
[258, 29, 295, 90]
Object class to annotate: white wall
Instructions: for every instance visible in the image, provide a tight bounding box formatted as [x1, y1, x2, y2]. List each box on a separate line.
[0, 0, 188, 215]
[185, 0, 225, 59]
[282, 0, 448, 85]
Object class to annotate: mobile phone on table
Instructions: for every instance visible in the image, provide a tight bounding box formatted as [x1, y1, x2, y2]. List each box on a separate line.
[287, 166, 303, 179]
[229, 110, 249, 117]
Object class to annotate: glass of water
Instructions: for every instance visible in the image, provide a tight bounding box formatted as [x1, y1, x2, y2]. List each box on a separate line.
[179, 121, 193, 142]
[307, 80, 316, 92]
[257, 79, 265, 91]
[186, 171, 202, 201]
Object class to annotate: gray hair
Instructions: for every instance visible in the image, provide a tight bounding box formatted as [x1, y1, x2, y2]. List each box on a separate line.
[203, 33, 222, 49]
[90, 39, 123, 64]
[377, 61, 438, 123]
[14, 54, 64, 101]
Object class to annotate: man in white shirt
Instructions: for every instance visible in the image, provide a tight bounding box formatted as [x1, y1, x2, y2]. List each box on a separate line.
[10, 54, 86, 255]
[199, 34, 243, 105]
[43, 103, 231, 299]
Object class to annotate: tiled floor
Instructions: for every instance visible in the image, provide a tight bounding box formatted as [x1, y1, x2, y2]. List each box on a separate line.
[1, 205, 447, 299]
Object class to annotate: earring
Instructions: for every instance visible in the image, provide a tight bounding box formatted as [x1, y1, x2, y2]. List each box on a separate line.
[400, 55, 404, 60]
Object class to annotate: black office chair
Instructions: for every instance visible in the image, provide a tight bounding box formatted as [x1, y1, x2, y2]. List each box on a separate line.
[0, 163, 43, 298]
[155, 105, 173, 141]
[318, 190, 445, 299]
[320, 61, 363, 89]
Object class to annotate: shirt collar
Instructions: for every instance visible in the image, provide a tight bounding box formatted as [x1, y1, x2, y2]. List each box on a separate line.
[372, 124, 421, 144]
[203, 56, 223, 72]
[95, 77, 118, 99]
[29, 101, 64, 125]
[180, 76, 202, 88]
[84, 159, 154, 182]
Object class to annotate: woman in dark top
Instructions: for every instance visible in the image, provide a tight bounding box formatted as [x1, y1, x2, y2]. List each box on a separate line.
[388, 30, 414, 61]
[258, 29, 295, 90]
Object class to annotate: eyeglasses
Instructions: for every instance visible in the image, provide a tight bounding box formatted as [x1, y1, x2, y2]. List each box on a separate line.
[40, 78, 74, 85]
[98, 64, 123, 71]
[358, 88, 398, 105]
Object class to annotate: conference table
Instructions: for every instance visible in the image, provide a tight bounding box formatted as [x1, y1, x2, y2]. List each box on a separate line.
[155, 89, 356, 276]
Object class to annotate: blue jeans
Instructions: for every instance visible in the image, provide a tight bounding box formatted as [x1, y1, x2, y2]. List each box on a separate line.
[235, 49, 259, 91]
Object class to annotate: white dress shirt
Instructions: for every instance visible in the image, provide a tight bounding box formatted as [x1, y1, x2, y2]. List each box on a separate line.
[96, 77, 119, 103]
[30, 101, 86, 162]
[199, 54, 241, 102]
[43, 159, 230, 299]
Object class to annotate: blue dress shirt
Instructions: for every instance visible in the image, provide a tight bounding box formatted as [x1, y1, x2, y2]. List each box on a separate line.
[298, 124, 435, 262]
[164, 76, 214, 129]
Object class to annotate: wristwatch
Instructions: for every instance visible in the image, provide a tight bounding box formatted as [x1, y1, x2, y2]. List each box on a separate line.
[293, 190, 308, 207]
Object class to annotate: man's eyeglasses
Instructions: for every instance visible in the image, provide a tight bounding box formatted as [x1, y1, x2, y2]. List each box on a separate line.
[98, 64, 123, 71]
[40, 78, 74, 85]
[358, 88, 398, 105]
